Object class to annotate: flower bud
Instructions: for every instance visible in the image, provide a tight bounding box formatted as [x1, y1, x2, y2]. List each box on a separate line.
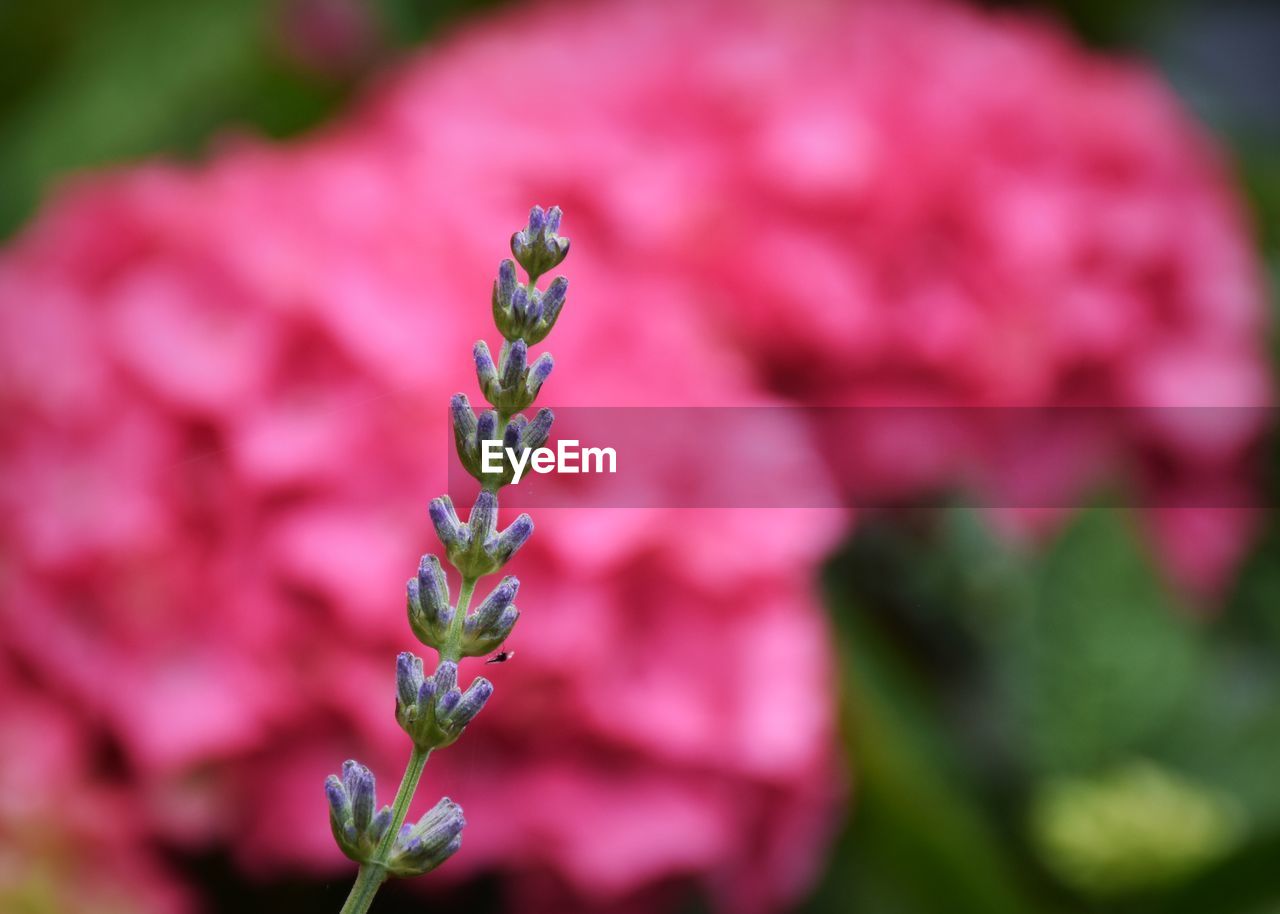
[474, 334, 553, 413]
[527, 205, 547, 234]
[461, 576, 520, 656]
[494, 209, 568, 341]
[326, 760, 394, 863]
[451, 393, 490, 482]
[449, 393, 477, 449]
[511, 205, 570, 280]
[439, 492, 535, 578]
[493, 514, 534, 565]
[432, 658, 459, 694]
[525, 287, 545, 325]
[491, 259, 517, 314]
[385, 797, 466, 877]
[522, 408, 555, 451]
[500, 340, 528, 391]
[395, 654, 493, 749]
[467, 491, 497, 544]
[448, 678, 493, 730]
[503, 414, 526, 452]
[535, 277, 568, 340]
[429, 496, 469, 555]
[526, 354, 554, 396]
[473, 341, 498, 396]
[407, 555, 453, 651]
[396, 652, 425, 715]
[511, 286, 529, 323]
[476, 409, 498, 445]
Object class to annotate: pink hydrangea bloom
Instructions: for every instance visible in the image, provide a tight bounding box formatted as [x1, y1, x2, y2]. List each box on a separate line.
[0, 673, 190, 913]
[368, 0, 1269, 589]
[0, 0, 1269, 911]
[0, 142, 844, 911]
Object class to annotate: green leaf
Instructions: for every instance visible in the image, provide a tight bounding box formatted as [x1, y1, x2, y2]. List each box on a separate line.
[807, 560, 1045, 914]
[1001, 508, 1202, 776]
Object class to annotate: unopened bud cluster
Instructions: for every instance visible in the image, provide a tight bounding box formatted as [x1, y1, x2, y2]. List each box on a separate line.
[327, 208, 570, 897]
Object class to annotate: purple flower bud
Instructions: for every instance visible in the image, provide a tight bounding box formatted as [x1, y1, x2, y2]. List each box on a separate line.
[370, 806, 393, 843]
[501, 340, 528, 390]
[522, 408, 554, 451]
[545, 205, 563, 234]
[419, 796, 463, 831]
[540, 276, 568, 325]
[527, 205, 546, 235]
[438, 688, 461, 715]
[525, 287, 545, 324]
[387, 797, 466, 876]
[467, 491, 498, 542]
[432, 660, 458, 694]
[450, 393, 477, 449]
[438, 834, 463, 863]
[476, 410, 497, 445]
[496, 259, 516, 304]
[406, 575, 421, 614]
[512, 206, 570, 280]
[527, 354, 554, 396]
[396, 652, 424, 710]
[429, 496, 467, 552]
[325, 775, 351, 824]
[417, 679, 436, 705]
[416, 555, 451, 625]
[495, 606, 519, 636]
[503, 414, 527, 451]
[462, 582, 519, 654]
[511, 286, 528, 322]
[343, 761, 376, 833]
[448, 677, 493, 728]
[494, 514, 534, 563]
[474, 576, 519, 622]
[340, 760, 362, 795]
[473, 341, 498, 390]
[463, 602, 514, 638]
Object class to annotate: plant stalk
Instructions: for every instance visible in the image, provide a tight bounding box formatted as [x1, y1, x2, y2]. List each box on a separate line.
[339, 574, 479, 914]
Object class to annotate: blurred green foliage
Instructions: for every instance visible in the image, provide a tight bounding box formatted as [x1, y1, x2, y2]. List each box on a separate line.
[0, 0, 507, 236]
[812, 498, 1280, 913]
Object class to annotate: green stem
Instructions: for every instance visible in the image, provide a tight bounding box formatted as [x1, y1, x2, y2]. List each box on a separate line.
[442, 576, 477, 662]
[338, 864, 385, 914]
[339, 744, 431, 914]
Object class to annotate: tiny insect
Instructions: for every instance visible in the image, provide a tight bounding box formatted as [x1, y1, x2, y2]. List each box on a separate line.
[486, 649, 515, 664]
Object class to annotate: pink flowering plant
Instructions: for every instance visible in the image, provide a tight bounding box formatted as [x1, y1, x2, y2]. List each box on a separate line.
[327, 206, 569, 914]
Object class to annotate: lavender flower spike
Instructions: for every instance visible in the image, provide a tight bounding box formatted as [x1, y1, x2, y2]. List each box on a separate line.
[333, 207, 571, 914]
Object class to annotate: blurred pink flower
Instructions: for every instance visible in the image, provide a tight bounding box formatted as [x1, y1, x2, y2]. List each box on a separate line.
[0, 674, 190, 913]
[0, 0, 1270, 911]
[369, 0, 1270, 588]
[0, 143, 843, 911]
